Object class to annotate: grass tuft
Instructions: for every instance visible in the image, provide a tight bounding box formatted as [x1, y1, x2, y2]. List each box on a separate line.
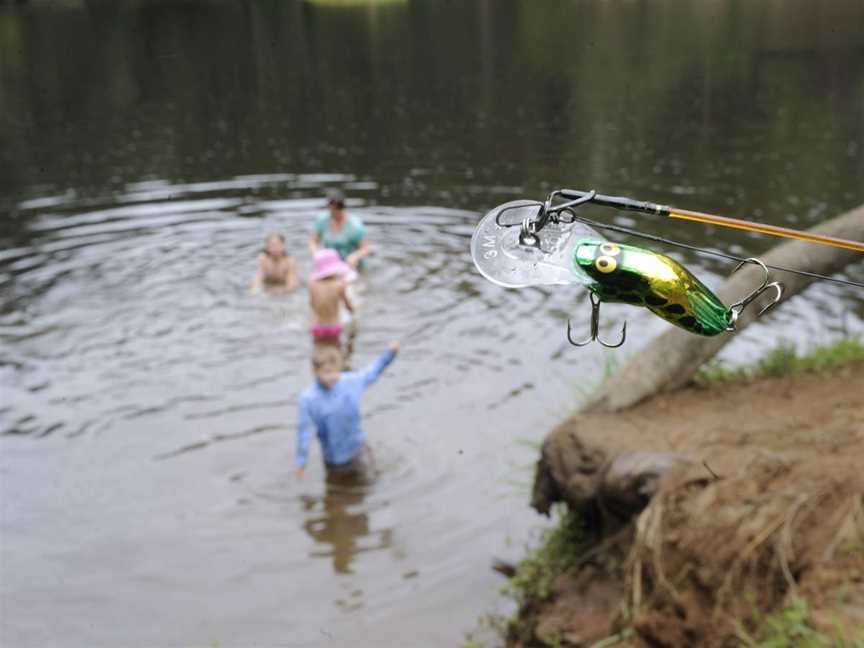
[736, 597, 864, 648]
[695, 337, 864, 385]
[504, 505, 592, 606]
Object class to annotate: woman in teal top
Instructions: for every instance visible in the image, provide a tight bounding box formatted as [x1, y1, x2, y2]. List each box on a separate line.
[309, 188, 370, 269]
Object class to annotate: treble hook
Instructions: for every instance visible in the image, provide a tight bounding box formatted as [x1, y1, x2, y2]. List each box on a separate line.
[726, 257, 784, 330]
[567, 292, 627, 348]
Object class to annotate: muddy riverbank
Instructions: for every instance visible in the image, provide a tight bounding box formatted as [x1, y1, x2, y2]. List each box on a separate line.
[505, 359, 864, 647]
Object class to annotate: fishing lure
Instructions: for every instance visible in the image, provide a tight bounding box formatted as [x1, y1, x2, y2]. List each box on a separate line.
[470, 197, 783, 348]
[568, 238, 781, 346]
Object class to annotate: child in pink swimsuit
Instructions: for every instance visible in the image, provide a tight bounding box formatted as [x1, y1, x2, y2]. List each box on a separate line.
[309, 249, 356, 342]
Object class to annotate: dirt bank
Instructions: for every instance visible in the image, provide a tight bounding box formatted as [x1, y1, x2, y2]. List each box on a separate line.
[509, 361, 864, 647]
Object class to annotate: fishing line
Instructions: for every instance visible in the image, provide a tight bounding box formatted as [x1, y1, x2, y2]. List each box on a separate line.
[569, 214, 864, 290]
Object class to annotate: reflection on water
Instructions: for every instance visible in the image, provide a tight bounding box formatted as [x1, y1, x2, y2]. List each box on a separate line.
[1, 1, 863, 646]
[302, 479, 393, 576]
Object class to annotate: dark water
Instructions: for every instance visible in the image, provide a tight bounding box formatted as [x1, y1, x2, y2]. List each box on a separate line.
[1, 2, 863, 647]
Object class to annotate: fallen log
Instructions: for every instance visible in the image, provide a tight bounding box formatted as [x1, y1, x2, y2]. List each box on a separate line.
[582, 204, 864, 413]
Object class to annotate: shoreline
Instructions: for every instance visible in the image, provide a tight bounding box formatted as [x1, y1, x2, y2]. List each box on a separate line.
[494, 352, 864, 647]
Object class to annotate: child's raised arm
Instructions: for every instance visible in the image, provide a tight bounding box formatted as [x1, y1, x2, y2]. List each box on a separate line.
[358, 341, 399, 388]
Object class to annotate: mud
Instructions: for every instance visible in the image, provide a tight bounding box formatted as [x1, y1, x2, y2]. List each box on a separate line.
[512, 361, 864, 647]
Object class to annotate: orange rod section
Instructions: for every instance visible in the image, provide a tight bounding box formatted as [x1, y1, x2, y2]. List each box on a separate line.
[668, 208, 864, 253]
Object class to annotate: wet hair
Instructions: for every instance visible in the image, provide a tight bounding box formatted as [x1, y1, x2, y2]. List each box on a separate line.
[326, 188, 346, 209]
[263, 232, 286, 257]
[311, 345, 343, 372]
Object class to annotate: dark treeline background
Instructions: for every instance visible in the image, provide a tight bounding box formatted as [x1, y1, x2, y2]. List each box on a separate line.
[1, 0, 862, 217]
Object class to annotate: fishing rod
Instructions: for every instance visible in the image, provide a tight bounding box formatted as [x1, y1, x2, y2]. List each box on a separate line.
[551, 188, 864, 253]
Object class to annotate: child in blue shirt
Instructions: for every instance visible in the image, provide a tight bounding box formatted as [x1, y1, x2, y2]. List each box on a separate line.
[296, 341, 399, 482]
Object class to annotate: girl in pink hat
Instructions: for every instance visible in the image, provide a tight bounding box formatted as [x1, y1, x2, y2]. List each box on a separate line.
[309, 249, 356, 342]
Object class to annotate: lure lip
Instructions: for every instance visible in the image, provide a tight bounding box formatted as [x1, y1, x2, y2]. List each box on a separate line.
[470, 200, 599, 289]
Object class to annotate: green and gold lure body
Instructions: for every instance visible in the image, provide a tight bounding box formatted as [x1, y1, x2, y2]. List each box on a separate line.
[573, 239, 732, 336]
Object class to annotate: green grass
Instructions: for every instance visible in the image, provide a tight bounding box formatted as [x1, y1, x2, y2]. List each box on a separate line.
[568, 349, 626, 405]
[695, 337, 864, 385]
[736, 597, 864, 648]
[461, 612, 510, 648]
[501, 506, 632, 646]
[504, 505, 592, 606]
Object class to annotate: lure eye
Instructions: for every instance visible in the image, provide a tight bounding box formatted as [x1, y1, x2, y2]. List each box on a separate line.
[599, 243, 621, 256]
[595, 256, 617, 274]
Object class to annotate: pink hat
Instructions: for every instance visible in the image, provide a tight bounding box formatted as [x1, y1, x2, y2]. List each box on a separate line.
[310, 249, 357, 282]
